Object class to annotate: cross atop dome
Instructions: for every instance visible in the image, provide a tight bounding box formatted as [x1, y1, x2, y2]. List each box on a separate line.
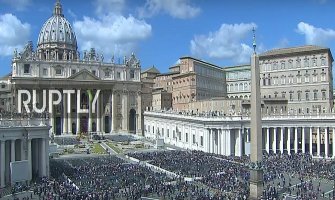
[53, 0, 63, 17]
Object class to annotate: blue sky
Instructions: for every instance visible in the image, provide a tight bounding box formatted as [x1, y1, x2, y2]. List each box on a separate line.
[0, 0, 335, 77]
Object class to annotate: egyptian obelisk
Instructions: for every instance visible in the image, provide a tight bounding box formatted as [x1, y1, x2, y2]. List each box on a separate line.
[249, 28, 263, 199]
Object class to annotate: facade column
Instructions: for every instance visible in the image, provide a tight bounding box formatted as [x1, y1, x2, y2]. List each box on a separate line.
[111, 91, 117, 132]
[76, 90, 81, 135]
[226, 129, 231, 156]
[96, 90, 101, 134]
[136, 91, 143, 135]
[294, 127, 298, 154]
[302, 127, 305, 154]
[273, 128, 277, 153]
[88, 94, 92, 133]
[309, 127, 313, 156]
[325, 127, 329, 158]
[67, 92, 72, 134]
[266, 128, 270, 153]
[122, 90, 129, 132]
[1, 140, 5, 188]
[287, 128, 291, 155]
[62, 93, 68, 134]
[317, 127, 321, 157]
[332, 128, 335, 158]
[280, 127, 284, 154]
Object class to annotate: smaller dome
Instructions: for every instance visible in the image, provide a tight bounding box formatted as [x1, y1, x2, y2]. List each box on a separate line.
[37, 0, 77, 52]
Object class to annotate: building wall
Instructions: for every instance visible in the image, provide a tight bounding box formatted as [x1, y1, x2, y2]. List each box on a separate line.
[224, 65, 251, 99]
[259, 47, 334, 115]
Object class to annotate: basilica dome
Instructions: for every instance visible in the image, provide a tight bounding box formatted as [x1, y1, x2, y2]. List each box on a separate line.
[37, 0, 78, 60]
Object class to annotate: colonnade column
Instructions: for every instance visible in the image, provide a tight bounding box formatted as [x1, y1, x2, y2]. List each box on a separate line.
[287, 128, 291, 155]
[317, 127, 321, 157]
[238, 129, 242, 156]
[221, 129, 226, 155]
[273, 128, 277, 153]
[325, 127, 329, 158]
[41, 139, 46, 176]
[207, 129, 211, 153]
[266, 128, 270, 153]
[302, 127, 305, 154]
[1, 140, 5, 188]
[11, 140, 15, 163]
[294, 127, 298, 154]
[27, 139, 32, 181]
[309, 127, 313, 156]
[226, 129, 231, 156]
[280, 127, 284, 154]
[218, 130, 222, 155]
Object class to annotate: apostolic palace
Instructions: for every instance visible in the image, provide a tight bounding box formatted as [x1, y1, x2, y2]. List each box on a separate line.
[0, 0, 335, 189]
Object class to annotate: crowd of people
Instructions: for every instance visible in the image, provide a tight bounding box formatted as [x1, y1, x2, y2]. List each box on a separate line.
[19, 149, 335, 200]
[33, 156, 228, 199]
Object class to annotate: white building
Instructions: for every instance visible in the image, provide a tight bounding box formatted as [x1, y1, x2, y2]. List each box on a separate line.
[144, 110, 335, 158]
[8, 1, 143, 136]
[0, 116, 50, 188]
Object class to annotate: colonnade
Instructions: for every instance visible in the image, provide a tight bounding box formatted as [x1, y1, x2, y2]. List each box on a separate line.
[262, 126, 335, 157]
[0, 137, 48, 188]
[207, 128, 243, 157]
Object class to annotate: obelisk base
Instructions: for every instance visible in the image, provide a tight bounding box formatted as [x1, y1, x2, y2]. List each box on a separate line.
[249, 169, 263, 199]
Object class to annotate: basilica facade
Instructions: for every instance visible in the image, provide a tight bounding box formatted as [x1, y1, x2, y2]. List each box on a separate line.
[10, 1, 142, 135]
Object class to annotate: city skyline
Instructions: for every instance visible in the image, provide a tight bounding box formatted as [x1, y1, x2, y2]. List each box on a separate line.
[0, 0, 334, 77]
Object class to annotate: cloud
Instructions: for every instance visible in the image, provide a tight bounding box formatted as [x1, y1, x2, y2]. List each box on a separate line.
[73, 14, 152, 58]
[138, 0, 201, 19]
[94, 0, 125, 15]
[190, 23, 257, 63]
[296, 22, 335, 46]
[0, 14, 30, 57]
[0, 0, 31, 11]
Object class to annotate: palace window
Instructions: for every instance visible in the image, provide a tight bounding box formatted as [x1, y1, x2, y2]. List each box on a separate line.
[43, 68, 47, 76]
[305, 92, 309, 101]
[297, 92, 301, 101]
[200, 136, 204, 146]
[1, 84, 5, 89]
[117, 72, 121, 79]
[321, 57, 326, 66]
[71, 69, 76, 75]
[130, 70, 135, 79]
[322, 91, 326, 100]
[193, 134, 196, 144]
[104, 71, 110, 78]
[185, 133, 188, 142]
[92, 70, 96, 76]
[55, 68, 62, 75]
[24, 64, 30, 74]
[314, 91, 318, 100]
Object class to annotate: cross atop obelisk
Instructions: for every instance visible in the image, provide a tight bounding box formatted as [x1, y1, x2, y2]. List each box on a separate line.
[249, 27, 264, 199]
